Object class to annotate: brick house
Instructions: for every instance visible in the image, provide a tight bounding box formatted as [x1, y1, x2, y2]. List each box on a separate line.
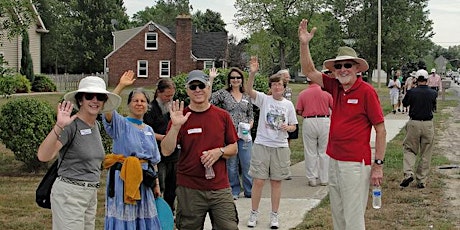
[104, 14, 228, 87]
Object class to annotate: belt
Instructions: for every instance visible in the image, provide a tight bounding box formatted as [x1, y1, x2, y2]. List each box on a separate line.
[410, 118, 432, 121]
[305, 115, 329, 118]
[59, 177, 100, 188]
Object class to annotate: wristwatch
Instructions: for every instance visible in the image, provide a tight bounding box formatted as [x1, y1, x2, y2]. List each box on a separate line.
[374, 159, 384, 165]
[219, 148, 225, 158]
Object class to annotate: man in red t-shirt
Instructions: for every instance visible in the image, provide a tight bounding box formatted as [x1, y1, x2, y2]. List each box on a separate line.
[161, 70, 239, 229]
[299, 19, 386, 230]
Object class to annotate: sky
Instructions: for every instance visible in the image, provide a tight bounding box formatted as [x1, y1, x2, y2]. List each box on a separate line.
[123, 0, 460, 48]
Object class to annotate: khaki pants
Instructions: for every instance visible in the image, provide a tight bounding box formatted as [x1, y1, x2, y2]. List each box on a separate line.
[175, 186, 238, 230]
[51, 178, 98, 230]
[403, 119, 435, 184]
[329, 159, 370, 230]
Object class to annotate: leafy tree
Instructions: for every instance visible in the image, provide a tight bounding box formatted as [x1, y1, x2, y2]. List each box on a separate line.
[0, 0, 35, 39]
[235, 0, 318, 70]
[193, 9, 227, 32]
[37, 0, 129, 74]
[326, 0, 433, 74]
[131, 0, 190, 27]
[20, 31, 34, 82]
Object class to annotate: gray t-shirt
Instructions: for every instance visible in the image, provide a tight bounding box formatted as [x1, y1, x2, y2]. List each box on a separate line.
[57, 118, 105, 182]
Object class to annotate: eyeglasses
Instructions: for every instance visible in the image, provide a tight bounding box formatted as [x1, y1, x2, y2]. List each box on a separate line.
[333, 63, 355, 69]
[229, 76, 243, 80]
[84, 93, 108, 102]
[188, 83, 206, 90]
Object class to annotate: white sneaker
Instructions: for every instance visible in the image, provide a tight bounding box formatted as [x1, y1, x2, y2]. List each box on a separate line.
[270, 211, 279, 229]
[247, 210, 258, 228]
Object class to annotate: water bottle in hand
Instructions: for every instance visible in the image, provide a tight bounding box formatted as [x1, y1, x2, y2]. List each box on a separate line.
[372, 186, 382, 209]
[202, 151, 215, 179]
[242, 129, 249, 149]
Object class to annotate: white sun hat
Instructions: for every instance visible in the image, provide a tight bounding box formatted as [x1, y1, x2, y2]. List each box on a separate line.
[323, 46, 369, 72]
[64, 76, 121, 113]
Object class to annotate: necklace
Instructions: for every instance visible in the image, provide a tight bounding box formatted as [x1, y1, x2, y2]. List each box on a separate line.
[126, 117, 143, 125]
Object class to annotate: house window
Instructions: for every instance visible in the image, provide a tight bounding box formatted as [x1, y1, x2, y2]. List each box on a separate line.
[204, 61, 214, 69]
[159, 61, 170, 78]
[145, 32, 158, 50]
[138, 60, 148, 78]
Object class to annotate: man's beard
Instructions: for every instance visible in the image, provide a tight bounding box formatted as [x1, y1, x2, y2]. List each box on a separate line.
[336, 75, 352, 85]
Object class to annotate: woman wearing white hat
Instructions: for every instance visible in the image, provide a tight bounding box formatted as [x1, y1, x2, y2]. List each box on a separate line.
[37, 76, 121, 229]
[102, 70, 162, 229]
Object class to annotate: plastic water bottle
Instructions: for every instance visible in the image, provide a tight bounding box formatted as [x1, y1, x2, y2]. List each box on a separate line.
[242, 129, 249, 149]
[205, 166, 215, 179]
[202, 151, 215, 179]
[372, 186, 382, 209]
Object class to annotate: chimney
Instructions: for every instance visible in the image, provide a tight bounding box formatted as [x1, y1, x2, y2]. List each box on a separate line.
[175, 14, 193, 74]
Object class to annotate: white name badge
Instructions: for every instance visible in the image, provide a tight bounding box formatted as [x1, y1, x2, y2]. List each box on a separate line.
[347, 99, 358, 104]
[80, 128, 92, 135]
[242, 99, 249, 103]
[144, 131, 153, 136]
[187, 128, 202, 134]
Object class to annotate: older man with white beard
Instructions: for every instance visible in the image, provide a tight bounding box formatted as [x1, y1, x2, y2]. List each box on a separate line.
[299, 19, 387, 230]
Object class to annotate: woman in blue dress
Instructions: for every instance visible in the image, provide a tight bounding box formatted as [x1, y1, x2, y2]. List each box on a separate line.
[103, 70, 162, 229]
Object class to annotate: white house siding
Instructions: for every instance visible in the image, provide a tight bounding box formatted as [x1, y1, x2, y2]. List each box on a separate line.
[0, 26, 41, 74]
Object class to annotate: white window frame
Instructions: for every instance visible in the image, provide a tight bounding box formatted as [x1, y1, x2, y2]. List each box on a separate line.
[145, 32, 158, 50]
[159, 60, 170, 78]
[137, 60, 148, 78]
[204, 61, 214, 69]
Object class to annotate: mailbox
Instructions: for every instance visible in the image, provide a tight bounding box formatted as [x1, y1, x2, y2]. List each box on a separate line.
[442, 80, 451, 89]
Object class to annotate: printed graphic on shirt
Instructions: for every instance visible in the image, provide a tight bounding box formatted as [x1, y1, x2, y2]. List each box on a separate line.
[266, 104, 287, 130]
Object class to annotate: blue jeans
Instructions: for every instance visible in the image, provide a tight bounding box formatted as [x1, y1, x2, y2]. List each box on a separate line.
[227, 139, 252, 197]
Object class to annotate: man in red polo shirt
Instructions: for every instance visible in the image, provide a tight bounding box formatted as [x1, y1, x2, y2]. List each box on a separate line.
[299, 19, 387, 230]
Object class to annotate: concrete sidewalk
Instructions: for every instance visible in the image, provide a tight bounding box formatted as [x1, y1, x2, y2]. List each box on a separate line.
[204, 113, 409, 229]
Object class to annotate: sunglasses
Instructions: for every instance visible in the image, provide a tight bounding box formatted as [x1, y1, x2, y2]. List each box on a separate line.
[333, 63, 355, 69]
[229, 76, 243, 80]
[84, 93, 108, 102]
[188, 83, 206, 90]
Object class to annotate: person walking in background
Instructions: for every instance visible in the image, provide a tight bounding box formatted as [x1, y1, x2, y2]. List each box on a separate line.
[102, 70, 162, 229]
[161, 70, 239, 229]
[400, 69, 437, 189]
[296, 78, 333, 187]
[37, 76, 121, 230]
[388, 74, 401, 114]
[143, 78, 178, 212]
[210, 67, 254, 200]
[403, 71, 417, 114]
[299, 19, 386, 230]
[427, 68, 442, 112]
[246, 57, 298, 229]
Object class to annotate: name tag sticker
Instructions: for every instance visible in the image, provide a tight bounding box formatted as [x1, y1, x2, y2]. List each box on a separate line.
[187, 128, 202, 134]
[347, 99, 358, 104]
[144, 131, 153, 136]
[80, 128, 92, 135]
[242, 99, 249, 103]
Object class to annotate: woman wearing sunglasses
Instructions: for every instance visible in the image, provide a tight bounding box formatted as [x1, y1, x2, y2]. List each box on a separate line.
[37, 76, 121, 229]
[102, 70, 162, 229]
[209, 67, 254, 200]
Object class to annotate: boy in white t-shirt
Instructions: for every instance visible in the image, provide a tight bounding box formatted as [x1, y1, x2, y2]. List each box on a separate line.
[245, 56, 298, 229]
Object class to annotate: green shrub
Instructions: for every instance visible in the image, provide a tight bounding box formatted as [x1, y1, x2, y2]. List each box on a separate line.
[0, 73, 31, 96]
[32, 74, 57, 92]
[0, 98, 55, 171]
[0, 75, 17, 96]
[14, 73, 31, 93]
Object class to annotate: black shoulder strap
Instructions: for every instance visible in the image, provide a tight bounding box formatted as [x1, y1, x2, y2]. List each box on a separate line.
[57, 121, 78, 169]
